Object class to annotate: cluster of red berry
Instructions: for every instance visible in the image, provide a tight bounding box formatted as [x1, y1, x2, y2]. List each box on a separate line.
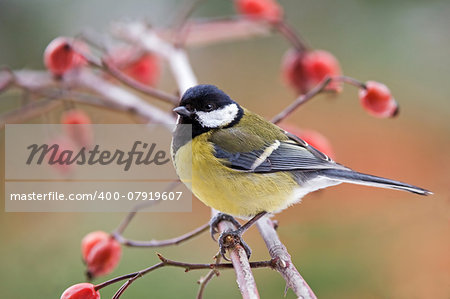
[281, 44, 397, 118]
[233, 0, 398, 119]
[44, 36, 160, 176]
[44, 37, 160, 85]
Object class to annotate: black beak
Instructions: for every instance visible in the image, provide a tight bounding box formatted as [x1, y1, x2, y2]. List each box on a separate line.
[173, 106, 193, 117]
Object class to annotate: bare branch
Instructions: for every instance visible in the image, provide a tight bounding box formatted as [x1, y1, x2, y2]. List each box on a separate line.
[0, 99, 62, 129]
[111, 181, 210, 248]
[271, 77, 332, 124]
[96, 253, 273, 299]
[214, 209, 261, 299]
[73, 69, 176, 124]
[10, 70, 55, 90]
[197, 270, 217, 299]
[157, 253, 273, 271]
[257, 216, 317, 299]
[85, 56, 179, 105]
[197, 253, 221, 299]
[114, 223, 209, 247]
[272, 75, 368, 124]
[112, 21, 198, 93]
[111, 263, 164, 299]
[172, 17, 271, 48]
[273, 21, 309, 52]
[171, 0, 207, 47]
[0, 69, 176, 126]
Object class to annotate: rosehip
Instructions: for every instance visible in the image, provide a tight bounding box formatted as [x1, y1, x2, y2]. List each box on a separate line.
[61, 109, 91, 125]
[282, 49, 342, 94]
[235, 0, 283, 23]
[106, 47, 160, 86]
[359, 81, 398, 118]
[60, 283, 100, 299]
[81, 231, 121, 278]
[280, 124, 335, 159]
[81, 231, 109, 260]
[61, 109, 93, 147]
[44, 37, 87, 76]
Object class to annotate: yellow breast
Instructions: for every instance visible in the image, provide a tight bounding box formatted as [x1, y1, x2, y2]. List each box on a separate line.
[173, 134, 299, 217]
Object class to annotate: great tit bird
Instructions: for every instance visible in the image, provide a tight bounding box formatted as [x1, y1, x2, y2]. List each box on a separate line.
[172, 84, 431, 257]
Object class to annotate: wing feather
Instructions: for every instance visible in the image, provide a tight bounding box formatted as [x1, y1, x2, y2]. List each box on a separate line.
[212, 129, 348, 173]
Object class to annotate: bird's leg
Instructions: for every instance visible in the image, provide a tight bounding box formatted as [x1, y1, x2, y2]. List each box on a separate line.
[209, 213, 241, 241]
[216, 211, 267, 260]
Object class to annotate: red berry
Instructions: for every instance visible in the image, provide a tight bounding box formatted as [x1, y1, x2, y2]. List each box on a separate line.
[81, 231, 121, 278]
[61, 109, 93, 147]
[61, 109, 91, 125]
[280, 124, 335, 159]
[61, 283, 100, 299]
[282, 49, 342, 94]
[106, 47, 160, 86]
[359, 81, 398, 118]
[81, 231, 109, 260]
[86, 238, 122, 278]
[235, 0, 283, 23]
[44, 37, 87, 76]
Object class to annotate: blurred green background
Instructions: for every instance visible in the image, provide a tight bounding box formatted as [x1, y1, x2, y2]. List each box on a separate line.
[1, 0, 449, 298]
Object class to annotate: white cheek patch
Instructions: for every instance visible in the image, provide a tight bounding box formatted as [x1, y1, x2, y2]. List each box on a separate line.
[196, 103, 239, 128]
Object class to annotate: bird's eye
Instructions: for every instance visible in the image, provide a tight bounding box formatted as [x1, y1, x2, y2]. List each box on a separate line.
[204, 104, 215, 112]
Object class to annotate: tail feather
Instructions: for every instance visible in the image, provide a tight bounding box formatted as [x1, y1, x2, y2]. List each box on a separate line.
[319, 169, 432, 196]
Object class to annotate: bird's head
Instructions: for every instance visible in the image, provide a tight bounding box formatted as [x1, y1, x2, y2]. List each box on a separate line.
[174, 84, 243, 129]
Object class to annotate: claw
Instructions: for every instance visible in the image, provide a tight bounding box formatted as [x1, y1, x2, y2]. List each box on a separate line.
[209, 213, 241, 241]
[218, 229, 252, 260]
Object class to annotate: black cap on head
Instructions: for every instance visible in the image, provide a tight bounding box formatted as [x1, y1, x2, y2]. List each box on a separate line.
[179, 84, 236, 113]
[174, 84, 244, 136]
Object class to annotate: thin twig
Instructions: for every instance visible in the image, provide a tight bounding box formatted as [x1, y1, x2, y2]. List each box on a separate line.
[114, 223, 210, 247]
[111, 263, 164, 299]
[271, 75, 367, 124]
[197, 270, 217, 299]
[0, 69, 176, 126]
[159, 16, 271, 48]
[73, 69, 176, 124]
[335, 75, 366, 89]
[273, 21, 308, 52]
[111, 181, 210, 248]
[197, 253, 221, 299]
[257, 216, 317, 299]
[214, 209, 261, 299]
[172, 0, 207, 48]
[0, 99, 62, 129]
[86, 56, 179, 105]
[97, 253, 274, 298]
[0, 87, 148, 128]
[112, 21, 198, 93]
[157, 253, 274, 271]
[271, 77, 332, 124]
[113, 180, 180, 236]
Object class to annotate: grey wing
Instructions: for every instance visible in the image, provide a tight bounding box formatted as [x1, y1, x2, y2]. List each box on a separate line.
[213, 131, 349, 173]
[212, 130, 432, 196]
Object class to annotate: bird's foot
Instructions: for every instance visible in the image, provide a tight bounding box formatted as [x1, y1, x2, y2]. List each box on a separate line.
[218, 228, 251, 261]
[209, 213, 241, 241]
